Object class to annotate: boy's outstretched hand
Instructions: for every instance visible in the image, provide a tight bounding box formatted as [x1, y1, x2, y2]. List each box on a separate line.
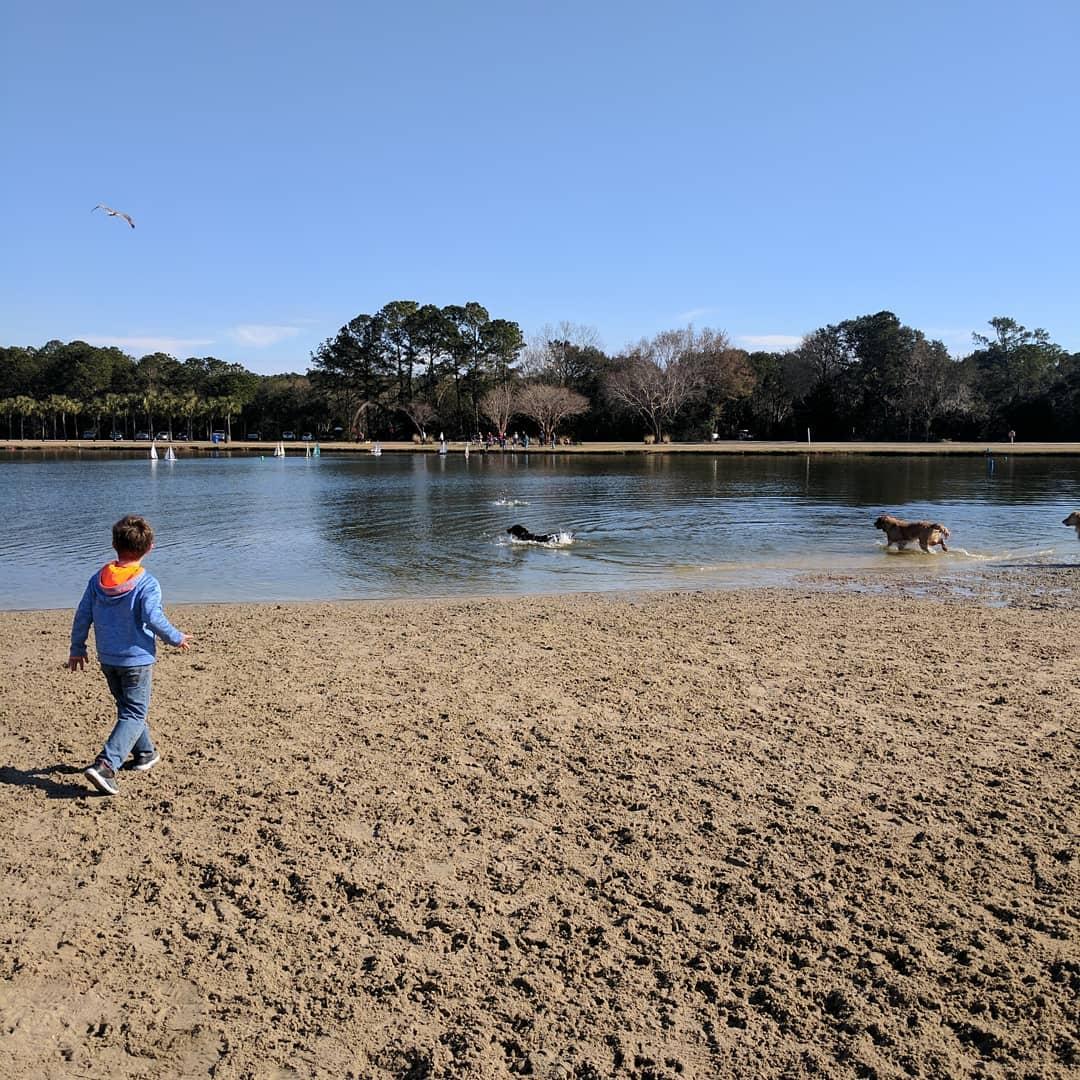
[178, 633, 194, 651]
[67, 655, 86, 672]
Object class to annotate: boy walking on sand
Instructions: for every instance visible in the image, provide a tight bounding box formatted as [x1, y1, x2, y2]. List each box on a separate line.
[68, 515, 192, 795]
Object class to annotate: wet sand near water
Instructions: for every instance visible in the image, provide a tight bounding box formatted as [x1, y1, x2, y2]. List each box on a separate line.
[0, 581, 1077, 1078]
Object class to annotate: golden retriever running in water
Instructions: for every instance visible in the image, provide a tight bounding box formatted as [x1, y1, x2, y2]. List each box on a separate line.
[874, 514, 950, 552]
[1064, 511, 1080, 536]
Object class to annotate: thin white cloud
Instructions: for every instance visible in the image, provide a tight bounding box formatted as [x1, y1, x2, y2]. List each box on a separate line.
[228, 324, 302, 348]
[676, 306, 723, 323]
[738, 334, 802, 350]
[83, 334, 215, 354]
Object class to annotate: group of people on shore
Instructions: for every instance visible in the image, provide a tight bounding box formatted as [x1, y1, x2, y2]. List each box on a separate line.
[420, 429, 573, 450]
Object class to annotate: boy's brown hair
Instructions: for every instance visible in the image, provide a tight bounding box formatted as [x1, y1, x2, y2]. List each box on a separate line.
[112, 515, 155, 559]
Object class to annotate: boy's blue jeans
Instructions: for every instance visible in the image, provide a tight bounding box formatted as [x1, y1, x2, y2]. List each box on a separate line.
[99, 664, 155, 771]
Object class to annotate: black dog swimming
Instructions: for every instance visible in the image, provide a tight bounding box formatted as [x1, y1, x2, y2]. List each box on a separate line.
[507, 524, 557, 544]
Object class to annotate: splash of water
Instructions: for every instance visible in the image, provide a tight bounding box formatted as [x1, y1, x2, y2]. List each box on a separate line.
[506, 531, 574, 547]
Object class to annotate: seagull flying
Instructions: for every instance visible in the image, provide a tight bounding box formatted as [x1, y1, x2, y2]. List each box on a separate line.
[93, 204, 135, 229]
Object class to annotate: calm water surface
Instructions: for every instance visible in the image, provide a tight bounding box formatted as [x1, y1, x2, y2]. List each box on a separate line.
[1, 451, 1077, 609]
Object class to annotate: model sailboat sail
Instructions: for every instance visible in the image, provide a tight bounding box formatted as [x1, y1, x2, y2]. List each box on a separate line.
[149, 443, 158, 460]
[273, 442, 286, 457]
[164, 446, 176, 461]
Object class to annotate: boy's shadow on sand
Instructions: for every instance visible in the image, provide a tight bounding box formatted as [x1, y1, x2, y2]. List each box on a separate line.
[0, 764, 96, 799]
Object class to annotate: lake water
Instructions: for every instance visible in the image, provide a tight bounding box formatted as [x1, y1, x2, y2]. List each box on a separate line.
[1, 450, 1077, 610]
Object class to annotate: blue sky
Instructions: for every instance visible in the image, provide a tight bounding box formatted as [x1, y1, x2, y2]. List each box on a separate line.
[3, 1, 1078, 374]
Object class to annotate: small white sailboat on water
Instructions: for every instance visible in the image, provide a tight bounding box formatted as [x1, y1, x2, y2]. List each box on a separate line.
[149, 442, 158, 460]
[438, 439, 448, 456]
[371, 441, 382, 456]
[164, 446, 176, 461]
[273, 441, 286, 458]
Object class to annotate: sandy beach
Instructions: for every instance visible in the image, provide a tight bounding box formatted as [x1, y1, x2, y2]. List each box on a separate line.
[0, 578, 1077, 1079]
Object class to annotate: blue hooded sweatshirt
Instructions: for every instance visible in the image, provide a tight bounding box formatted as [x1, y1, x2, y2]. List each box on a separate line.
[70, 563, 184, 667]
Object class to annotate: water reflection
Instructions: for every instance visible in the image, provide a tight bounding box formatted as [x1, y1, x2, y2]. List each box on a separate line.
[0, 451, 1076, 609]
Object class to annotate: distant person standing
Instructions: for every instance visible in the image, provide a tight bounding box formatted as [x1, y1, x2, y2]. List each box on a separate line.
[1008, 429, 1016, 444]
[68, 515, 192, 795]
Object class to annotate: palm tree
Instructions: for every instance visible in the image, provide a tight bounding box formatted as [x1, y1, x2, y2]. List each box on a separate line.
[197, 397, 218, 440]
[203, 395, 243, 440]
[222, 394, 245, 441]
[0, 397, 14, 439]
[43, 394, 66, 439]
[156, 392, 181, 439]
[11, 396, 37, 439]
[101, 393, 127, 438]
[56, 395, 83, 438]
[26, 396, 47, 439]
[175, 392, 200, 440]
[140, 391, 157, 437]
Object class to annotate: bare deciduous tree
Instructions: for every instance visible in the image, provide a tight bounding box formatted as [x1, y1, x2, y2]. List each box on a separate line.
[516, 383, 588, 443]
[521, 322, 602, 381]
[400, 398, 437, 438]
[679, 327, 754, 413]
[479, 382, 518, 437]
[607, 327, 741, 440]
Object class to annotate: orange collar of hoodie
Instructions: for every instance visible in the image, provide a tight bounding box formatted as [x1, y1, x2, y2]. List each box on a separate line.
[99, 561, 145, 592]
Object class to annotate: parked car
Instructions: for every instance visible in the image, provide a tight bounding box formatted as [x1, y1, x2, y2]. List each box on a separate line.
[329, 426, 344, 441]
[301, 432, 313, 441]
[281, 431, 296, 440]
[134, 432, 150, 441]
[110, 431, 124, 441]
[174, 432, 189, 441]
[156, 432, 171, 441]
[82, 430, 97, 440]
[246, 432, 261, 440]
[737, 429, 754, 440]
[211, 430, 228, 443]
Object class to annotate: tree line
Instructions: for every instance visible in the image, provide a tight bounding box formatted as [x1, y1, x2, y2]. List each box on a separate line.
[2, 306, 1078, 443]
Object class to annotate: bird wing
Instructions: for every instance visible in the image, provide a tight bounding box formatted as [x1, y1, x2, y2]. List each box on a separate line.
[92, 204, 134, 227]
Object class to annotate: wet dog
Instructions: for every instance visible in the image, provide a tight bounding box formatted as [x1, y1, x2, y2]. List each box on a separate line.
[507, 524, 557, 544]
[1064, 511, 1080, 537]
[874, 514, 950, 552]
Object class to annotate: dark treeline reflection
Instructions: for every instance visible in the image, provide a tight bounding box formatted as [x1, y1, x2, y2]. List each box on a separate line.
[2, 308, 1078, 443]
